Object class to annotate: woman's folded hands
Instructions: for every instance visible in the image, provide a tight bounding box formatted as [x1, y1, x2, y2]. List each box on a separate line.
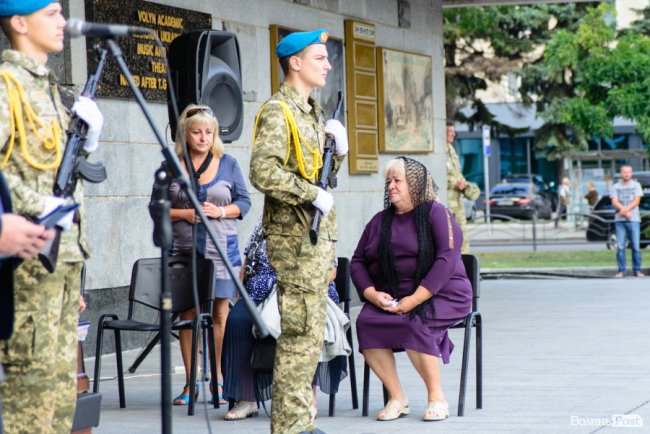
[364, 286, 413, 315]
[363, 286, 431, 315]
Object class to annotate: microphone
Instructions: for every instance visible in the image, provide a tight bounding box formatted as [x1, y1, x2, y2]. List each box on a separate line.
[65, 19, 151, 38]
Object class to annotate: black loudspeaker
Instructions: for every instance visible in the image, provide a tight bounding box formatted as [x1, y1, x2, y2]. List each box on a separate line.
[167, 30, 243, 143]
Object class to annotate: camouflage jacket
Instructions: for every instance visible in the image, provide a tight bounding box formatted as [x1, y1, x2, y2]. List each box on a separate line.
[0, 49, 87, 262]
[446, 143, 479, 207]
[250, 83, 344, 240]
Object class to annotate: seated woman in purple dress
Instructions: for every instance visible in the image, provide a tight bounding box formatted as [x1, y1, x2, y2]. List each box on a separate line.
[351, 157, 472, 422]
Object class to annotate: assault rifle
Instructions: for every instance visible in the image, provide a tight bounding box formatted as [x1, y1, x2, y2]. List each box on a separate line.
[39, 47, 109, 272]
[309, 91, 343, 245]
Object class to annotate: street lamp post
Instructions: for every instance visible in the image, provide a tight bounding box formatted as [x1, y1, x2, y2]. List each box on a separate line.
[483, 125, 492, 233]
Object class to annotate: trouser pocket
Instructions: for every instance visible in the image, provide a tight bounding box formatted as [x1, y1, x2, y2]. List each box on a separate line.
[278, 286, 309, 336]
[1, 311, 40, 365]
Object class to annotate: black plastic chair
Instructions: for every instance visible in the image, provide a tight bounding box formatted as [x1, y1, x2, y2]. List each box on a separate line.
[327, 257, 359, 416]
[451, 253, 483, 416]
[361, 253, 483, 417]
[92, 256, 218, 416]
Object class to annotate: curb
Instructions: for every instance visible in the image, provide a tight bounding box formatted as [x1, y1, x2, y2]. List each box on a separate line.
[481, 266, 649, 279]
[472, 239, 587, 245]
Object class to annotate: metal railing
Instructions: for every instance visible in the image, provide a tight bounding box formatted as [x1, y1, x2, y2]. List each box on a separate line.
[469, 210, 650, 251]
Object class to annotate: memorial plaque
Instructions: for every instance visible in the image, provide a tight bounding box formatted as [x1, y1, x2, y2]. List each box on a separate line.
[84, 0, 211, 101]
[344, 20, 379, 174]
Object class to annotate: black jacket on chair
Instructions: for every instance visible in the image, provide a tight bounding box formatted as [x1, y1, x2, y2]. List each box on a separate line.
[0, 170, 15, 340]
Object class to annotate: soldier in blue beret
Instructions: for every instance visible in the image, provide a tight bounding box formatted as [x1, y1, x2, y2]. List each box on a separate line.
[0, 1, 104, 433]
[0, 0, 57, 17]
[250, 29, 348, 434]
[275, 28, 330, 58]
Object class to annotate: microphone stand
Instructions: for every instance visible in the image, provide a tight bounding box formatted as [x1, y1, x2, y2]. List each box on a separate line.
[148, 167, 172, 433]
[103, 37, 269, 434]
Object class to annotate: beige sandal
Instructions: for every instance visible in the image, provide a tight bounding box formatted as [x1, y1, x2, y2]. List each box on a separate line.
[224, 401, 258, 421]
[422, 401, 449, 421]
[377, 400, 410, 421]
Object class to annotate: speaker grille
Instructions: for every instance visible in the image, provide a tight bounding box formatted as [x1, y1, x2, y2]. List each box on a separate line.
[167, 31, 243, 142]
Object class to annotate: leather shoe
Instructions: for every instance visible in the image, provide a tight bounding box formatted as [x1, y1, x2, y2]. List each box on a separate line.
[299, 429, 327, 434]
[224, 400, 258, 420]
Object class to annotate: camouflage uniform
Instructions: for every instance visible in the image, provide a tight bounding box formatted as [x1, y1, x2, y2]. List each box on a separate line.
[250, 82, 344, 434]
[446, 143, 479, 253]
[0, 49, 87, 434]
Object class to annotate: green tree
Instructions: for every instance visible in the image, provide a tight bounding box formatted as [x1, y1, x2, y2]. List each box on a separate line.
[444, 3, 595, 138]
[519, 3, 650, 158]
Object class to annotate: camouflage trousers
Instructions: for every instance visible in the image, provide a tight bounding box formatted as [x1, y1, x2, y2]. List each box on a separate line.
[266, 233, 334, 434]
[0, 260, 82, 434]
[449, 203, 470, 253]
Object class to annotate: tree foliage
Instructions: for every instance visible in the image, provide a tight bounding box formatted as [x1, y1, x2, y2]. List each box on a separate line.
[519, 3, 650, 158]
[443, 3, 595, 139]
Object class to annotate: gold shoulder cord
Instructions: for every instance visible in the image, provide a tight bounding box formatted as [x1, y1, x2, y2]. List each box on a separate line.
[0, 71, 62, 170]
[253, 100, 322, 181]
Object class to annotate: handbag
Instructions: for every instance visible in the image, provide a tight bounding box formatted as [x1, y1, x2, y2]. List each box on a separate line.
[250, 284, 280, 373]
[252, 285, 281, 339]
[250, 335, 277, 374]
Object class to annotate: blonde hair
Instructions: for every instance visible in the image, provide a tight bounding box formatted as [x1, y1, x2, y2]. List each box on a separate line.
[383, 158, 406, 178]
[175, 104, 224, 159]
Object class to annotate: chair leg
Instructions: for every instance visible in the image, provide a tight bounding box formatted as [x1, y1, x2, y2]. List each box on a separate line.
[201, 326, 209, 382]
[115, 329, 125, 409]
[346, 327, 359, 410]
[93, 315, 118, 394]
[328, 393, 335, 417]
[362, 362, 370, 417]
[476, 314, 483, 409]
[457, 315, 474, 417]
[127, 332, 161, 374]
[205, 315, 219, 409]
[362, 360, 388, 417]
[188, 318, 201, 416]
[92, 323, 105, 394]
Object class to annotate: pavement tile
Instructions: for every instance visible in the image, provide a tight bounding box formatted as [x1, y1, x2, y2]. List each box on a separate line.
[87, 277, 650, 433]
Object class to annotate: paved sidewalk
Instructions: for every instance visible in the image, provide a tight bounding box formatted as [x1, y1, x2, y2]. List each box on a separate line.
[88, 277, 650, 433]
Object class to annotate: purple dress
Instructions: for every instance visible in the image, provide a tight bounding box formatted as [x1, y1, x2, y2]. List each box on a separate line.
[351, 202, 472, 363]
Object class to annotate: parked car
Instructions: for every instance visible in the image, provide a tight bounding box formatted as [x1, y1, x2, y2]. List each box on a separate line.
[488, 182, 554, 220]
[463, 197, 477, 222]
[586, 187, 650, 249]
[502, 173, 557, 210]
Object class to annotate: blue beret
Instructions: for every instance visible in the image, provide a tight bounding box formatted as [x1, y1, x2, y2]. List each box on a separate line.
[276, 28, 329, 58]
[0, 0, 56, 17]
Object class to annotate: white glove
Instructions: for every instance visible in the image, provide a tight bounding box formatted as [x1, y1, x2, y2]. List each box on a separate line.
[40, 196, 75, 231]
[72, 96, 104, 153]
[312, 188, 334, 217]
[324, 119, 349, 156]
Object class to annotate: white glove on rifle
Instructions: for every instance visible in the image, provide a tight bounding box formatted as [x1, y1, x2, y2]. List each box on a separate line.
[324, 119, 348, 156]
[40, 196, 74, 231]
[312, 188, 334, 217]
[72, 96, 104, 153]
